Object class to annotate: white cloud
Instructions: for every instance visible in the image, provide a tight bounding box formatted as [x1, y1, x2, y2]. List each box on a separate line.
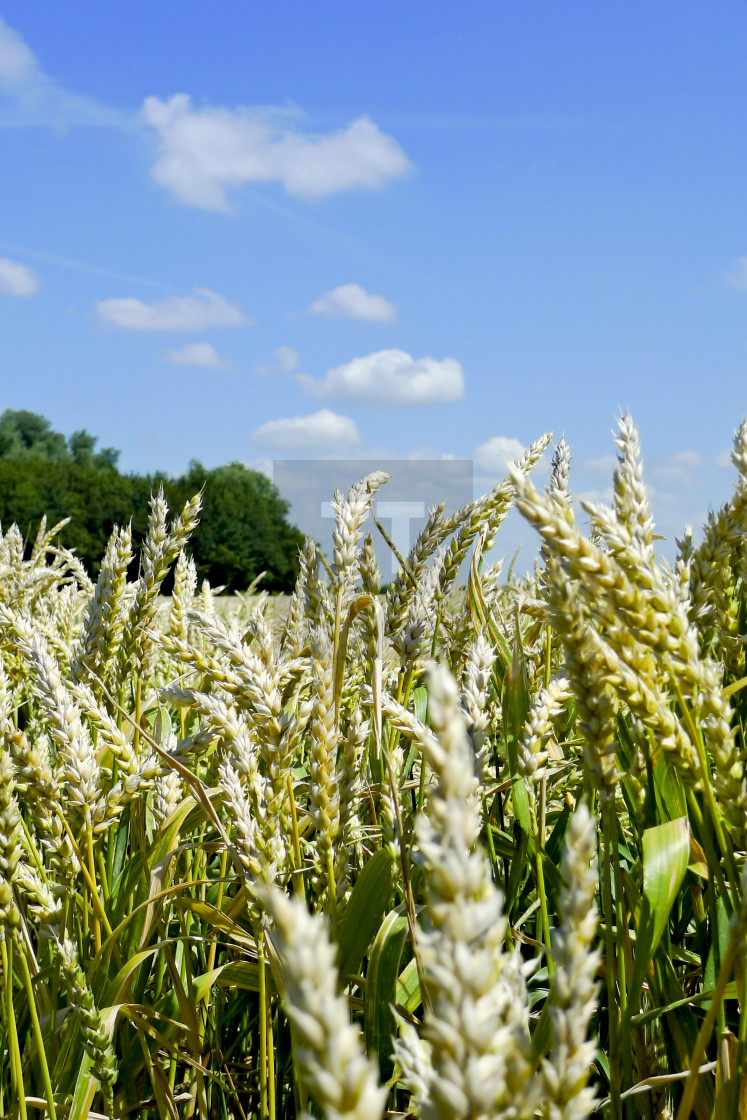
[142, 94, 412, 211]
[670, 450, 703, 469]
[474, 436, 526, 475]
[244, 456, 273, 478]
[405, 445, 458, 461]
[577, 487, 615, 506]
[97, 287, 251, 331]
[310, 283, 396, 322]
[716, 448, 733, 469]
[164, 342, 233, 370]
[725, 257, 747, 289]
[251, 409, 360, 451]
[255, 346, 300, 375]
[581, 454, 617, 474]
[0, 17, 126, 129]
[0, 18, 35, 87]
[651, 450, 705, 488]
[0, 256, 39, 296]
[298, 348, 464, 406]
[274, 346, 300, 372]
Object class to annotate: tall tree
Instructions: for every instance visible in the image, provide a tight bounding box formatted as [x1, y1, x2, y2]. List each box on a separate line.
[0, 410, 302, 591]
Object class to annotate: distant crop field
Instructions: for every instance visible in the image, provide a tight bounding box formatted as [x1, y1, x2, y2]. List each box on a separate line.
[0, 416, 745, 1119]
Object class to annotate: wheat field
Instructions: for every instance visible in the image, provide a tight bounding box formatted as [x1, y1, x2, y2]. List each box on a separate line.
[0, 414, 744, 1119]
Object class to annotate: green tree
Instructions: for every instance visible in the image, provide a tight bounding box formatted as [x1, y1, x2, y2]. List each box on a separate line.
[0, 409, 69, 462]
[0, 410, 302, 592]
[166, 461, 304, 592]
[69, 429, 120, 470]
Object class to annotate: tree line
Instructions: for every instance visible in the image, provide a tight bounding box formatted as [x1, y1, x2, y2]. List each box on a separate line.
[0, 409, 303, 592]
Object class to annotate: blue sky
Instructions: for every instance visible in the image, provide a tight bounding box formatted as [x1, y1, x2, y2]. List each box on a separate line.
[2, 3, 747, 558]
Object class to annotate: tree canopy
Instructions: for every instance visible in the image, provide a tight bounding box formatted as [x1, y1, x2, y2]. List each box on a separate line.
[0, 409, 120, 469]
[0, 409, 303, 592]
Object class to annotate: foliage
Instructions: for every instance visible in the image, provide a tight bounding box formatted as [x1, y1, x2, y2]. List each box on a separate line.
[0, 409, 303, 592]
[0, 408, 119, 469]
[168, 460, 303, 593]
[0, 415, 744, 1119]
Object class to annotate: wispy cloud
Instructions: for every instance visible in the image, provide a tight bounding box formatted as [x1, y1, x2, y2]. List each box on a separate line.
[581, 454, 617, 474]
[650, 450, 705, 489]
[724, 257, 747, 289]
[0, 240, 174, 290]
[375, 112, 624, 132]
[255, 346, 300, 375]
[164, 342, 233, 370]
[309, 283, 396, 322]
[474, 436, 526, 475]
[142, 95, 412, 211]
[0, 256, 39, 296]
[251, 409, 360, 451]
[404, 445, 458, 461]
[298, 348, 464, 406]
[0, 17, 128, 129]
[576, 486, 615, 507]
[97, 288, 252, 331]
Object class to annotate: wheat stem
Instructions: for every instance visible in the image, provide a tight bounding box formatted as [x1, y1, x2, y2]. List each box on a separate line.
[2, 938, 27, 1120]
[258, 933, 268, 1120]
[17, 942, 56, 1120]
[601, 797, 621, 1120]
